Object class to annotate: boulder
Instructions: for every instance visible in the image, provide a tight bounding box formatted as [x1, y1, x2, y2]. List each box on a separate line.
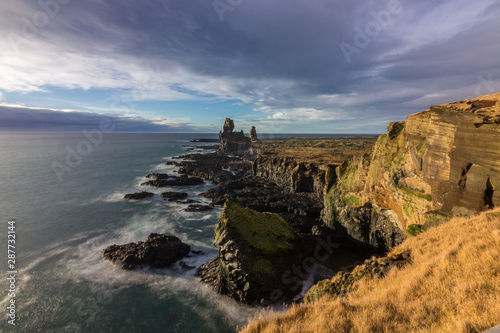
[102, 233, 190, 270]
[141, 175, 204, 187]
[184, 204, 213, 212]
[160, 191, 188, 201]
[176, 199, 200, 204]
[124, 191, 155, 200]
[146, 173, 171, 180]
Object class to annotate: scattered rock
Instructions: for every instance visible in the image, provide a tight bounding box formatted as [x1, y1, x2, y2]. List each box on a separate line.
[146, 173, 171, 180]
[124, 192, 155, 200]
[102, 233, 191, 270]
[160, 191, 188, 201]
[184, 204, 213, 212]
[176, 199, 199, 204]
[141, 175, 204, 187]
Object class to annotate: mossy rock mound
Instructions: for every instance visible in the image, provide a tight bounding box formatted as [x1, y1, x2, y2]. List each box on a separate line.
[215, 198, 297, 255]
[198, 198, 306, 304]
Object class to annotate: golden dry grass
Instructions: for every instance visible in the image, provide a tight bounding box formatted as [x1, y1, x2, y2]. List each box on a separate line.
[240, 209, 500, 333]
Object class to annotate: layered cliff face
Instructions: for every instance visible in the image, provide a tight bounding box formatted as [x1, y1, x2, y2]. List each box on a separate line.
[252, 155, 327, 199]
[324, 93, 500, 241]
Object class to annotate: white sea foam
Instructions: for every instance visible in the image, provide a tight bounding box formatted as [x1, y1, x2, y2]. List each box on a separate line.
[149, 276, 258, 329]
[100, 192, 130, 202]
[0, 243, 78, 308]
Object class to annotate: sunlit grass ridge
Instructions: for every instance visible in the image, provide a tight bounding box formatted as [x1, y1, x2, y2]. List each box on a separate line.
[241, 208, 500, 333]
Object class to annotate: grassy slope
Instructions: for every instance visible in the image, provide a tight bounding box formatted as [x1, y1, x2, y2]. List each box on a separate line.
[241, 208, 500, 333]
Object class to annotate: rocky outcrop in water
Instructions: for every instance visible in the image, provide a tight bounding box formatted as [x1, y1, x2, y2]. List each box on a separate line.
[160, 191, 188, 201]
[197, 199, 307, 304]
[218, 118, 251, 154]
[146, 173, 171, 180]
[124, 191, 155, 200]
[184, 204, 213, 212]
[102, 233, 191, 269]
[141, 175, 204, 187]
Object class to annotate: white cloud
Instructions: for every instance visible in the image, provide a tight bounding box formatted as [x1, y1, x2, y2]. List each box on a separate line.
[381, 0, 498, 59]
[0, 0, 499, 134]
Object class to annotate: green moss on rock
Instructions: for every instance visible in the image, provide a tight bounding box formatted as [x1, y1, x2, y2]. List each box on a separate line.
[396, 184, 432, 202]
[305, 249, 411, 303]
[253, 258, 273, 277]
[216, 198, 297, 255]
[341, 195, 362, 207]
[406, 224, 426, 236]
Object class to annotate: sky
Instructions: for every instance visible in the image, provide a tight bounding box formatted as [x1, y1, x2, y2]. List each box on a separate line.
[1, 0, 500, 134]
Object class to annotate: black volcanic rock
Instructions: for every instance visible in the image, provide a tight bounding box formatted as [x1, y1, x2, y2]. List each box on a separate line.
[102, 233, 191, 270]
[176, 199, 199, 204]
[177, 154, 243, 182]
[124, 191, 155, 200]
[249, 126, 259, 142]
[160, 191, 189, 201]
[184, 204, 213, 212]
[141, 175, 204, 187]
[218, 118, 251, 154]
[197, 199, 311, 304]
[146, 173, 172, 180]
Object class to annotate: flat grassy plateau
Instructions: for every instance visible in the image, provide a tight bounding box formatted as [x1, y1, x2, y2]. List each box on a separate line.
[256, 136, 378, 165]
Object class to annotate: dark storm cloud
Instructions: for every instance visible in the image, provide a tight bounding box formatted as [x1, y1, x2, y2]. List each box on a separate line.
[0, 106, 194, 132]
[1, 0, 500, 132]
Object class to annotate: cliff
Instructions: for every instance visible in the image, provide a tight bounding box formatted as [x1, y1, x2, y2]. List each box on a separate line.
[252, 155, 327, 199]
[199, 96, 500, 306]
[323, 93, 500, 246]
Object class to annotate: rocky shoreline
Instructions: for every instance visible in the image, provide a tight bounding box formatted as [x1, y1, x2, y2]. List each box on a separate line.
[103, 94, 500, 308]
[103, 118, 387, 305]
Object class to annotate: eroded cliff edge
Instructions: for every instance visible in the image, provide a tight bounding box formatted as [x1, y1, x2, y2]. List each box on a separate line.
[323, 93, 500, 244]
[198, 93, 500, 305]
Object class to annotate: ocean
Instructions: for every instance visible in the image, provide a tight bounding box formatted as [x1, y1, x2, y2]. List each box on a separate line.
[0, 133, 258, 333]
